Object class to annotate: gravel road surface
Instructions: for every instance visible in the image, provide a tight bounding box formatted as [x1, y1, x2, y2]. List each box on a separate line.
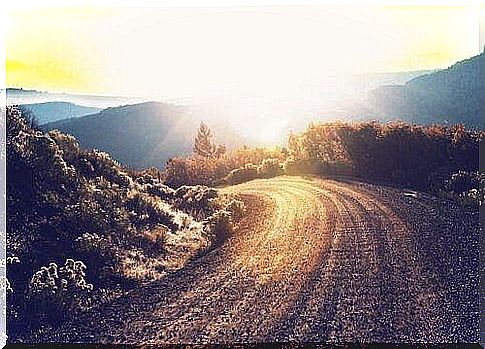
[32, 176, 479, 344]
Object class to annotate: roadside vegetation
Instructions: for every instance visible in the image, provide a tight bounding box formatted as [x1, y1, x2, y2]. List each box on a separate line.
[6, 107, 244, 338]
[164, 121, 483, 207]
[162, 122, 287, 188]
[285, 121, 483, 207]
[7, 106, 482, 340]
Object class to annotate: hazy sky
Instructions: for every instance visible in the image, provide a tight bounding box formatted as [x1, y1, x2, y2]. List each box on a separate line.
[6, 5, 481, 99]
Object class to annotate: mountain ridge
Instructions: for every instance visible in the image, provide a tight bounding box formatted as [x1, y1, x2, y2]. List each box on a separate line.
[20, 101, 101, 124]
[362, 53, 483, 128]
[43, 101, 244, 169]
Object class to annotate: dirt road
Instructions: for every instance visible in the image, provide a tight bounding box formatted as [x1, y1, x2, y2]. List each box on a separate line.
[38, 176, 479, 344]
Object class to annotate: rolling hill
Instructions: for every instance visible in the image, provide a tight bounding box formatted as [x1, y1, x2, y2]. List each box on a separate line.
[19, 102, 101, 124]
[43, 101, 244, 169]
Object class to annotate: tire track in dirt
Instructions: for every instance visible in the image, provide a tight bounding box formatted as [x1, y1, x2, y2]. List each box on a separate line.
[36, 176, 478, 344]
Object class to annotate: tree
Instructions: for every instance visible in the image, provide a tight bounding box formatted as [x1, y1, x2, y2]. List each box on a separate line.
[194, 122, 216, 158]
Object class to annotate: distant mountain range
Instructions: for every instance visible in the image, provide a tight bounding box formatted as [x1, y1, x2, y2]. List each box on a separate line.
[5, 88, 148, 108]
[20, 102, 101, 124]
[18, 53, 485, 170]
[355, 53, 483, 128]
[42, 102, 245, 169]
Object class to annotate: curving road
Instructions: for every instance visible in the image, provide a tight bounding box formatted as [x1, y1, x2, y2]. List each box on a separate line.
[37, 176, 479, 344]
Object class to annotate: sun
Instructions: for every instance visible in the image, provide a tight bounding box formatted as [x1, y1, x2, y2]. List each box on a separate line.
[256, 118, 287, 146]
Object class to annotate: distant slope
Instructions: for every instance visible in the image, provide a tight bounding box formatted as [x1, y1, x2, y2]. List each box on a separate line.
[20, 102, 101, 124]
[6, 88, 147, 108]
[345, 69, 437, 97]
[43, 101, 244, 169]
[363, 53, 483, 128]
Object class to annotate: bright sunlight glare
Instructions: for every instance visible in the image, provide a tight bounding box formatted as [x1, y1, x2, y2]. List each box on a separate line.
[5, 4, 481, 145]
[256, 118, 289, 145]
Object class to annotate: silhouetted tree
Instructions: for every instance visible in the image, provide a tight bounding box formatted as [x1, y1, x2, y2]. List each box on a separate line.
[194, 122, 216, 158]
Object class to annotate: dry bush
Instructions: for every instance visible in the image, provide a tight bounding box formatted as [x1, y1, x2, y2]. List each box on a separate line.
[258, 158, 283, 178]
[432, 170, 485, 207]
[225, 164, 259, 185]
[26, 259, 93, 324]
[163, 146, 287, 187]
[283, 157, 319, 175]
[287, 121, 482, 190]
[6, 106, 244, 337]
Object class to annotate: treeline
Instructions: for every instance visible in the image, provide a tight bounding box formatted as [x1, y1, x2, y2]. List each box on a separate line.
[163, 147, 287, 188]
[6, 107, 243, 338]
[163, 121, 483, 207]
[287, 122, 479, 184]
[162, 122, 287, 188]
[286, 121, 483, 206]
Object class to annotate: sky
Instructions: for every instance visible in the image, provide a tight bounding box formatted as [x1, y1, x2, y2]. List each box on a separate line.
[5, 4, 481, 99]
[3, 2, 482, 144]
